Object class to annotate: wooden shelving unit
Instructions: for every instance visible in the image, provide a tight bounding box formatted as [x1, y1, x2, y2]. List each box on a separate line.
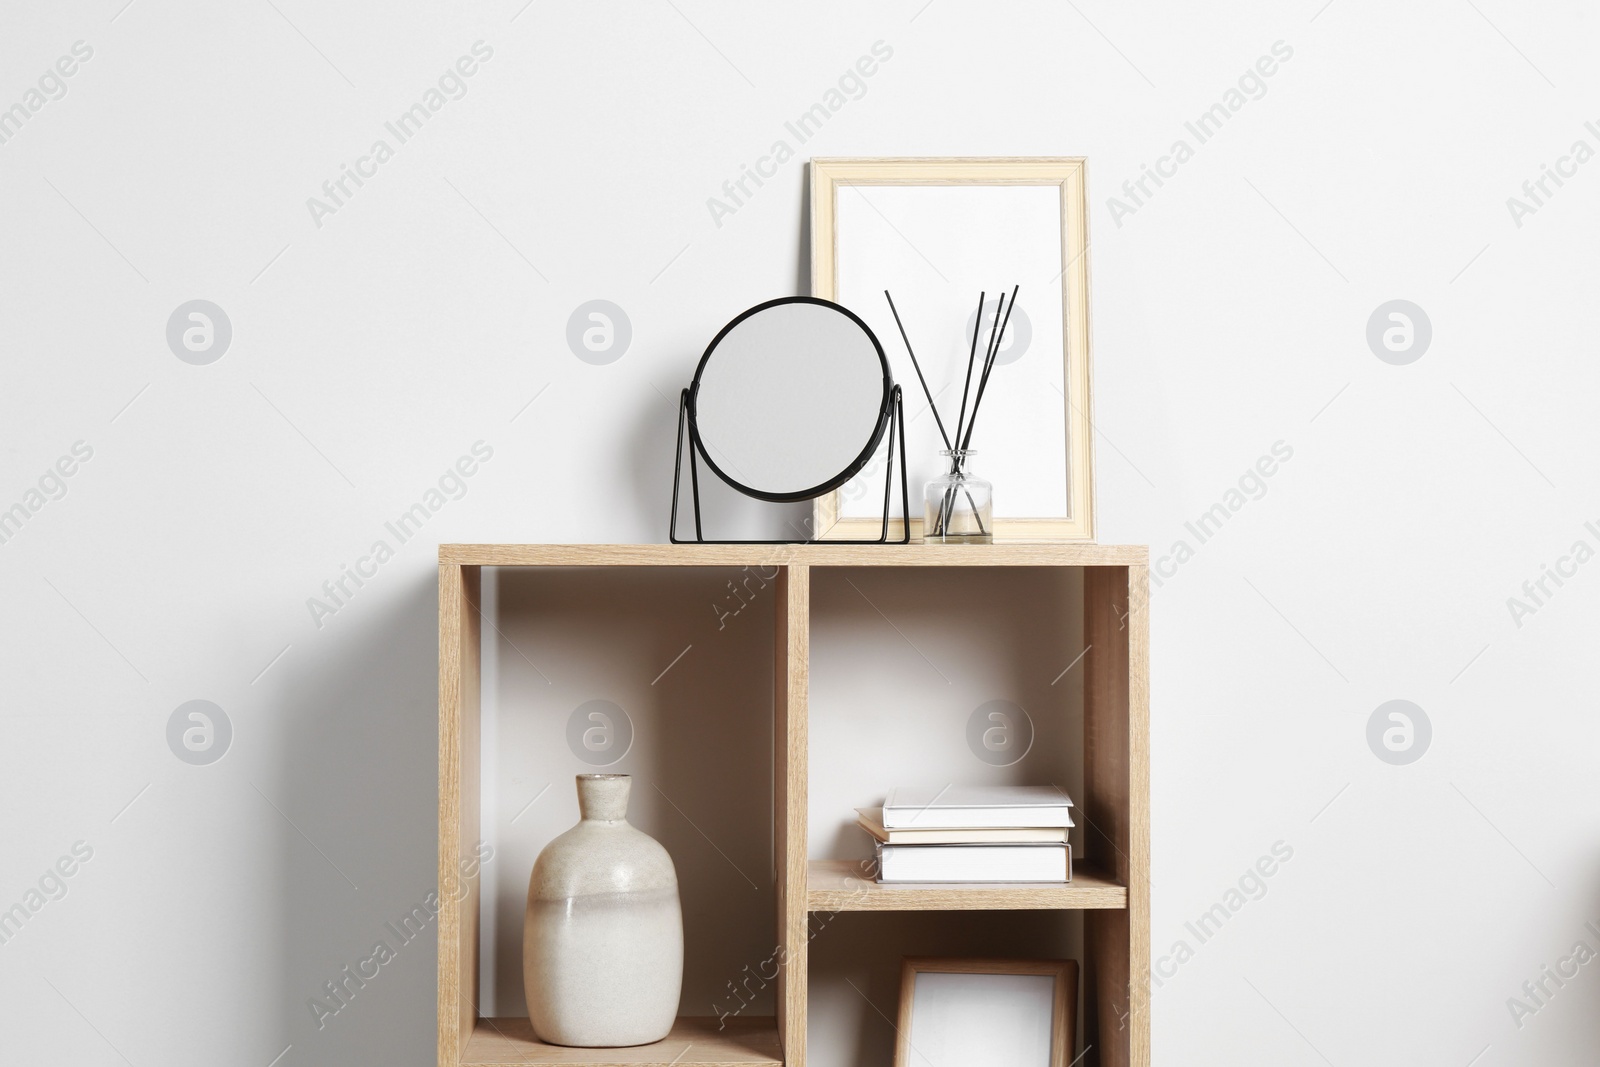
[439, 543, 1149, 1067]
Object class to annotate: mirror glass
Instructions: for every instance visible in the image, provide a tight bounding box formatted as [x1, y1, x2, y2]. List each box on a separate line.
[692, 299, 889, 501]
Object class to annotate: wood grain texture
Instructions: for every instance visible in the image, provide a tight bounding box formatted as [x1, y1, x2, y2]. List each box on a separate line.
[438, 564, 482, 1067]
[1124, 564, 1151, 1067]
[462, 1017, 780, 1066]
[1083, 567, 1131, 884]
[1084, 909, 1128, 1067]
[774, 566, 810, 1065]
[1081, 565, 1149, 1067]
[439, 543, 1146, 568]
[812, 156, 1094, 180]
[805, 859, 1125, 912]
[894, 958, 1078, 1067]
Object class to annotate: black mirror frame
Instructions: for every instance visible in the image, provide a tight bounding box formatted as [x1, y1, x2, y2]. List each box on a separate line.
[670, 296, 909, 544]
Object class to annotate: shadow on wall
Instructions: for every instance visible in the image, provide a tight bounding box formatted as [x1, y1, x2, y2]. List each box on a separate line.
[635, 390, 814, 545]
[271, 573, 441, 1066]
[629, 167, 816, 547]
[254, 200, 820, 1061]
[258, 485, 800, 1066]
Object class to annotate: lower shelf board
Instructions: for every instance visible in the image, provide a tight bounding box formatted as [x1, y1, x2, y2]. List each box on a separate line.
[463, 1016, 780, 1066]
[805, 858, 1128, 911]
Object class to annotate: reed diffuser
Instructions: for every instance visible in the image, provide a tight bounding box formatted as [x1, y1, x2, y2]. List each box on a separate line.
[885, 286, 1018, 544]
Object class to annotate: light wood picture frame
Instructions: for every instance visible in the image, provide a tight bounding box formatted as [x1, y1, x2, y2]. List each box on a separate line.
[895, 956, 1079, 1067]
[810, 157, 1096, 542]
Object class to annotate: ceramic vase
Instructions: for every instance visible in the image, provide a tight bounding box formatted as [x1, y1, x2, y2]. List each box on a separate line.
[523, 774, 683, 1047]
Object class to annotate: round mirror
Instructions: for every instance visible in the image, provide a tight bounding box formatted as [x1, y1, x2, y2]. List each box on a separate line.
[690, 297, 891, 502]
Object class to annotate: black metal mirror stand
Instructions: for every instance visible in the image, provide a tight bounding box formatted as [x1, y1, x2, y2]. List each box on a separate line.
[669, 386, 910, 545]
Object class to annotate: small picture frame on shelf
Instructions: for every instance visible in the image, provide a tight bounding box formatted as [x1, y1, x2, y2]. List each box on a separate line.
[894, 956, 1079, 1067]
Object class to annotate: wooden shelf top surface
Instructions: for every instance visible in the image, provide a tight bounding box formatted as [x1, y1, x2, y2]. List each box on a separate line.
[806, 859, 1128, 912]
[440, 542, 1147, 567]
[463, 1017, 779, 1066]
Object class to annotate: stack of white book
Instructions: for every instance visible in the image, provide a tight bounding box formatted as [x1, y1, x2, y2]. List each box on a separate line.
[861, 785, 1075, 883]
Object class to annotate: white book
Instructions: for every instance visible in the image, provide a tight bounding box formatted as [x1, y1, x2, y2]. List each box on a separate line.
[882, 785, 1075, 829]
[856, 808, 1069, 845]
[876, 843, 1071, 883]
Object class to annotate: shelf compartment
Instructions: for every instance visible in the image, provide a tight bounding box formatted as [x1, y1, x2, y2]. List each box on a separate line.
[805, 859, 1126, 912]
[462, 1016, 780, 1066]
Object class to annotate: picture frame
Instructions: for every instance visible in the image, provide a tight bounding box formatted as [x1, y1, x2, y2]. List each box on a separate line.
[810, 157, 1095, 542]
[894, 956, 1079, 1067]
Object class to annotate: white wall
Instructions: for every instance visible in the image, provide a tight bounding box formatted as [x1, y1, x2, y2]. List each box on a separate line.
[2, 1, 1597, 1064]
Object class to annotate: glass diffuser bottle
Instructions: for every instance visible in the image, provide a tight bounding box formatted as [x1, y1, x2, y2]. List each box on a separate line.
[923, 449, 992, 543]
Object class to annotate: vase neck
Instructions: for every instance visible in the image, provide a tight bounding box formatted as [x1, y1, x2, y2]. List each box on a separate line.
[576, 774, 631, 821]
[941, 448, 974, 474]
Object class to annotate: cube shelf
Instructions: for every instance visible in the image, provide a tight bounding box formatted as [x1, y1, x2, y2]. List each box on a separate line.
[438, 543, 1149, 1067]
